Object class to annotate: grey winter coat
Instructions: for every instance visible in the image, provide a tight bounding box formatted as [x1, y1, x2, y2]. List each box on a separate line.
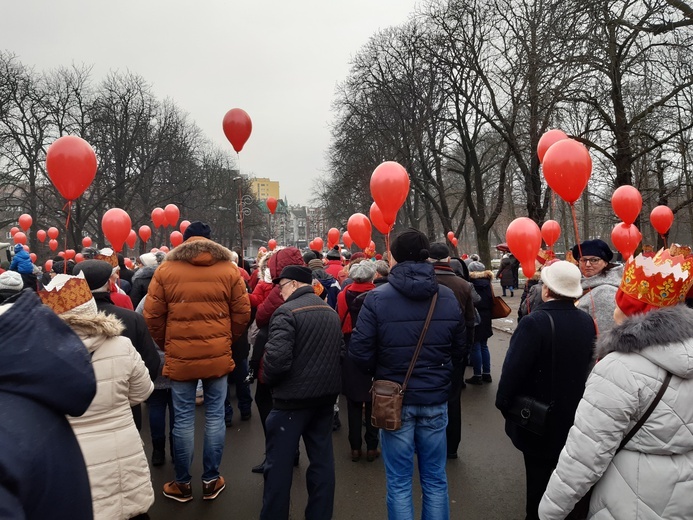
[262, 285, 343, 409]
[539, 304, 693, 519]
[576, 264, 623, 334]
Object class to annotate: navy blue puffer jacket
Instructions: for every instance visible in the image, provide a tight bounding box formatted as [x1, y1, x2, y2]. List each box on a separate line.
[349, 261, 466, 406]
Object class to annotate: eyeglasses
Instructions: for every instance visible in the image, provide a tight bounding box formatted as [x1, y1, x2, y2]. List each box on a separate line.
[278, 280, 294, 289]
[579, 257, 603, 265]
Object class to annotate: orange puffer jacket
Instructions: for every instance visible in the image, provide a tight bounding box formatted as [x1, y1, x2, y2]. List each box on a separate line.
[144, 237, 251, 381]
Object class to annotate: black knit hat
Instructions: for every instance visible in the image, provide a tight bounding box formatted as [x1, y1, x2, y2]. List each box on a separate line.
[183, 221, 212, 241]
[73, 260, 113, 291]
[391, 228, 430, 263]
[326, 246, 341, 260]
[571, 239, 613, 262]
[428, 243, 450, 261]
[272, 265, 313, 285]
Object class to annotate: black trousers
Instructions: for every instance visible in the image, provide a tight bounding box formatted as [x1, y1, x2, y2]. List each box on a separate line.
[261, 404, 335, 520]
[255, 381, 273, 434]
[523, 452, 558, 520]
[346, 398, 379, 451]
[446, 365, 464, 455]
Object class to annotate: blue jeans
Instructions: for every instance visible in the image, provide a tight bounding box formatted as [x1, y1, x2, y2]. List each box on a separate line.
[170, 376, 228, 483]
[470, 341, 491, 376]
[225, 358, 253, 421]
[380, 403, 449, 520]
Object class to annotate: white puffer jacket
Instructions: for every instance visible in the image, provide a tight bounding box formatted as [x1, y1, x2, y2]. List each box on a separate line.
[539, 304, 693, 520]
[65, 312, 155, 520]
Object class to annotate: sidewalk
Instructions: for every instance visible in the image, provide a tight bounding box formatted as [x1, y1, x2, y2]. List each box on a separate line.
[491, 279, 520, 335]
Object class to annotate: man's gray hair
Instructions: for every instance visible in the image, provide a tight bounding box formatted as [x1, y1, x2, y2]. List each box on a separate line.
[374, 260, 390, 277]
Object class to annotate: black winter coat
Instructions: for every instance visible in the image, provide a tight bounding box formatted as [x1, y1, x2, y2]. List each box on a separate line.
[434, 263, 475, 349]
[93, 292, 161, 381]
[349, 261, 466, 406]
[469, 271, 494, 342]
[0, 291, 96, 519]
[129, 265, 156, 310]
[495, 299, 596, 459]
[262, 286, 343, 409]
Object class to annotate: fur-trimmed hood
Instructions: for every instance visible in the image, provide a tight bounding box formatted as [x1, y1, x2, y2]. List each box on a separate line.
[596, 304, 693, 379]
[60, 311, 125, 353]
[469, 270, 494, 280]
[165, 236, 232, 266]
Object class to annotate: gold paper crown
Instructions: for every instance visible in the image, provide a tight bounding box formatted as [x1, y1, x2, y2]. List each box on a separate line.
[537, 249, 556, 266]
[619, 245, 693, 308]
[38, 276, 94, 315]
[95, 250, 119, 268]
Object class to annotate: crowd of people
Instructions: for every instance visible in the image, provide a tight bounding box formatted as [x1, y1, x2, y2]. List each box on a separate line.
[1, 226, 693, 520]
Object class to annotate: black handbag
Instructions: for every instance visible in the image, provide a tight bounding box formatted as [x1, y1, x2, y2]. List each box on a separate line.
[506, 311, 555, 436]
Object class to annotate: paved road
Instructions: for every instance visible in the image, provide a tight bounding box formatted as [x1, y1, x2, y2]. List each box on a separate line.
[144, 282, 527, 519]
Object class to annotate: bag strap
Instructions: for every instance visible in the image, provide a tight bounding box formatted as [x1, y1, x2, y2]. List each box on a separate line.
[402, 292, 438, 393]
[616, 371, 672, 454]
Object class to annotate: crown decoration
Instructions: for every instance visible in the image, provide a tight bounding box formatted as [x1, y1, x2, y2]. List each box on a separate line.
[537, 249, 556, 266]
[619, 245, 693, 308]
[95, 249, 119, 268]
[38, 274, 94, 315]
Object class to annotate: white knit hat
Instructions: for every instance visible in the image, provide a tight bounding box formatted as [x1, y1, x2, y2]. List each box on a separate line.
[0, 271, 23, 292]
[139, 252, 159, 267]
[540, 261, 583, 299]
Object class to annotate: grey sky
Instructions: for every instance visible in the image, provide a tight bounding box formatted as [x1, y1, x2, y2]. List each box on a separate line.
[3, 0, 420, 206]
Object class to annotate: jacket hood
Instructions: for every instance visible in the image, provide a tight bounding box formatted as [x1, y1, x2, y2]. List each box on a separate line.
[596, 304, 693, 379]
[469, 270, 494, 280]
[0, 290, 96, 417]
[165, 236, 233, 266]
[388, 261, 438, 301]
[267, 247, 304, 279]
[131, 264, 157, 283]
[581, 264, 623, 290]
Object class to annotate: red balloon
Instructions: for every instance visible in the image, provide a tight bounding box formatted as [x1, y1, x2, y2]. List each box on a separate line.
[452, 237, 458, 247]
[164, 204, 180, 227]
[180, 220, 191, 234]
[75, 253, 84, 263]
[505, 217, 542, 265]
[611, 185, 642, 226]
[45, 135, 97, 200]
[47, 227, 59, 240]
[18, 214, 32, 231]
[124, 258, 134, 269]
[64, 249, 75, 260]
[342, 231, 353, 250]
[13, 232, 26, 245]
[537, 129, 569, 164]
[29, 253, 37, 263]
[308, 240, 316, 251]
[611, 222, 642, 260]
[521, 259, 537, 280]
[37, 229, 47, 242]
[258, 246, 268, 254]
[82, 236, 92, 248]
[650, 205, 674, 235]
[126, 229, 137, 249]
[369, 202, 392, 235]
[266, 197, 278, 215]
[44, 259, 53, 272]
[159, 246, 170, 253]
[347, 213, 372, 250]
[150, 248, 160, 253]
[170, 231, 184, 248]
[49, 239, 58, 251]
[541, 220, 561, 247]
[327, 228, 340, 248]
[370, 162, 410, 225]
[222, 108, 253, 153]
[58, 251, 65, 258]
[151, 208, 166, 228]
[313, 237, 324, 251]
[22, 245, 29, 253]
[542, 139, 592, 204]
[10, 227, 19, 237]
[139, 225, 152, 243]
[268, 239, 277, 251]
[446, 231, 455, 242]
[101, 208, 132, 253]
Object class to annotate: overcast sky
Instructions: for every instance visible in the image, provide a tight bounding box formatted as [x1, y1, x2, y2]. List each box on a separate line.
[3, 1, 420, 206]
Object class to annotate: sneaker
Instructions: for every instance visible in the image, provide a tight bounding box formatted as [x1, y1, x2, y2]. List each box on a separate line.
[202, 476, 225, 500]
[465, 375, 483, 385]
[482, 374, 493, 383]
[163, 481, 192, 503]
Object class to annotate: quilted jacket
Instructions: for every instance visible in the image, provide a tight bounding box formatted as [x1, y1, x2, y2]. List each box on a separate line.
[144, 237, 251, 381]
[349, 261, 466, 406]
[539, 304, 693, 519]
[262, 285, 343, 409]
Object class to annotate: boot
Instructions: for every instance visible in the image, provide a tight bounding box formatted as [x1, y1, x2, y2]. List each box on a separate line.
[252, 457, 266, 474]
[152, 439, 166, 466]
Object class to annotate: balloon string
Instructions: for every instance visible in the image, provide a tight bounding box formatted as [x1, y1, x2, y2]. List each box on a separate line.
[661, 233, 668, 249]
[63, 200, 72, 274]
[386, 230, 391, 267]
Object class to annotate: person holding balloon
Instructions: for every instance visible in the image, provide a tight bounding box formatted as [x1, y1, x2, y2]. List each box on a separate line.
[571, 239, 623, 334]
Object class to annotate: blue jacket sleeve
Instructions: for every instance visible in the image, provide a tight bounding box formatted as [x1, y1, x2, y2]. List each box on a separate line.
[348, 291, 378, 375]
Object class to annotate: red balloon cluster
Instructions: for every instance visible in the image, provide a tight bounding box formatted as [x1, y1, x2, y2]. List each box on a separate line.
[540, 220, 561, 248]
[102, 208, 132, 252]
[446, 231, 458, 247]
[223, 108, 253, 153]
[45, 135, 97, 201]
[505, 217, 542, 279]
[266, 198, 277, 215]
[611, 223, 642, 260]
[370, 162, 410, 226]
[347, 213, 372, 250]
[542, 139, 592, 204]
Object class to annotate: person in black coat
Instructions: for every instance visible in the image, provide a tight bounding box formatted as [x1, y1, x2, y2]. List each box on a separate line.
[0, 290, 96, 520]
[495, 261, 597, 520]
[467, 261, 495, 385]
[260, 266, 343, 520]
